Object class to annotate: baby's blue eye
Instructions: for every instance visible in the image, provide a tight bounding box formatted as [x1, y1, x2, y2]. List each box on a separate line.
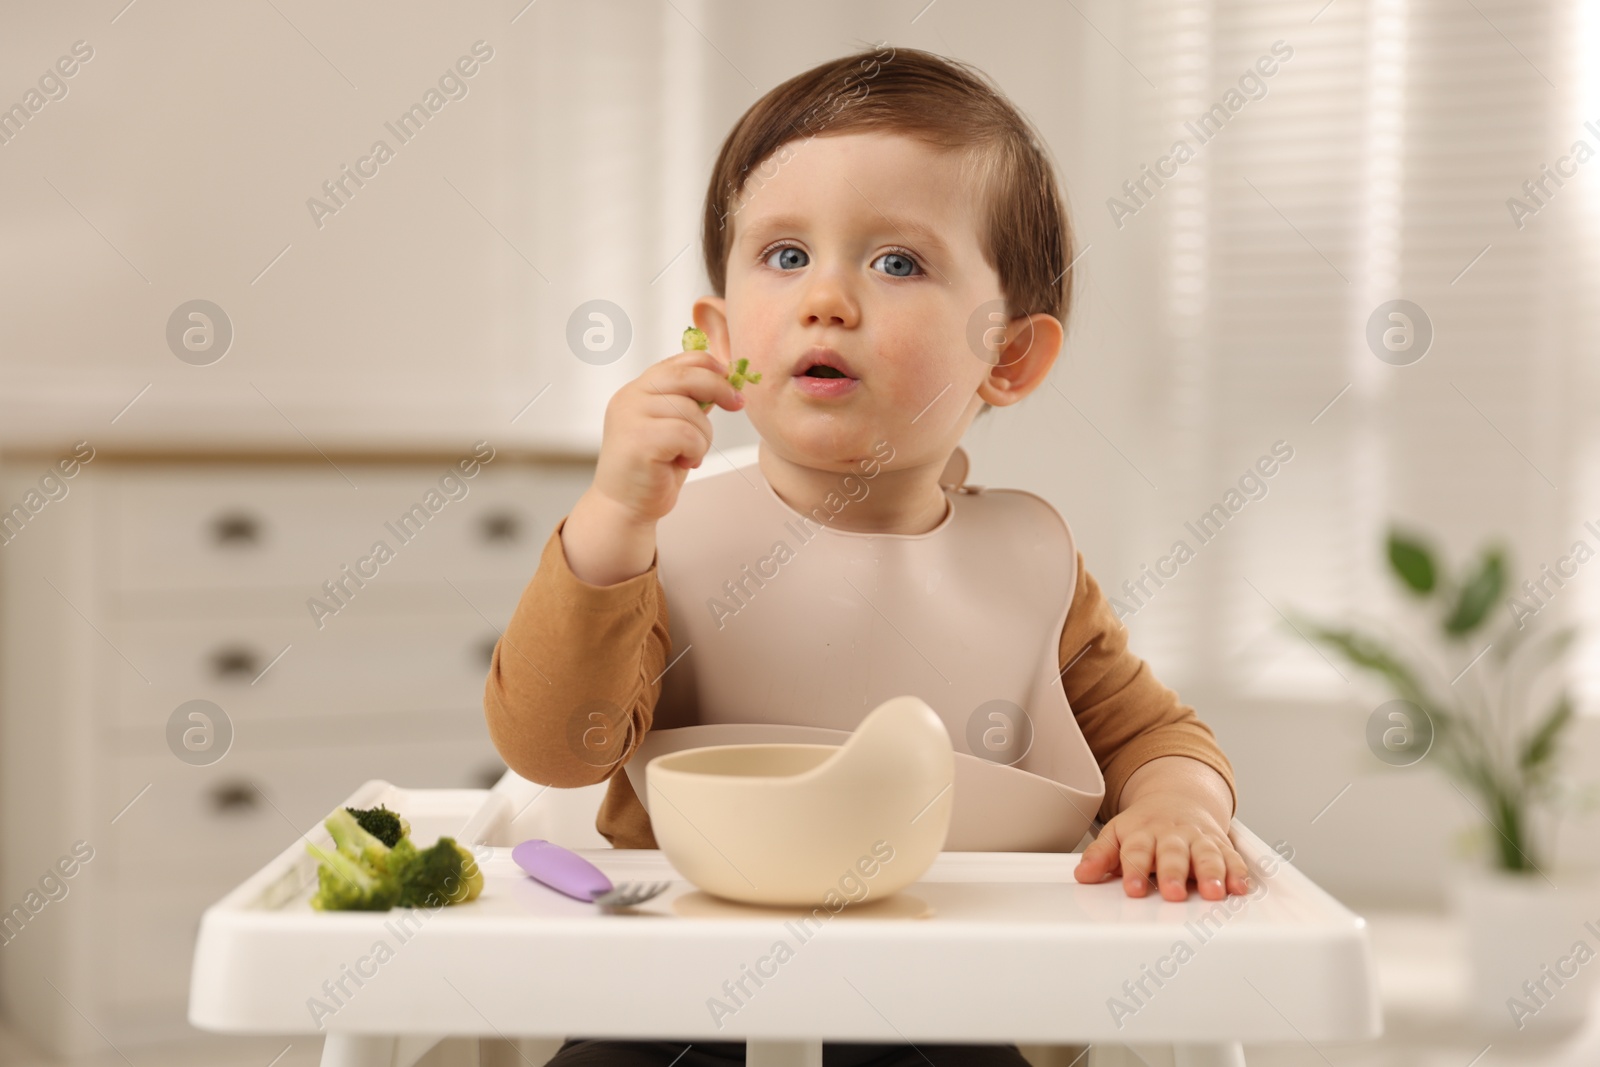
[760, 244, 924, 278]
[765, 246, 809, 270]
[873, 251, 921, 278]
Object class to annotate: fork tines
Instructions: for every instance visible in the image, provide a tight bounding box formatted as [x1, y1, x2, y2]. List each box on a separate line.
[594, 880, 671, 911]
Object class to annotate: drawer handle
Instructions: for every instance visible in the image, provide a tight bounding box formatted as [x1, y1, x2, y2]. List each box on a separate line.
[211, 512, 263, 547]
[210, 646, 262, 681]
[478, 511, 523, 544]
[208, 780, 261, 814]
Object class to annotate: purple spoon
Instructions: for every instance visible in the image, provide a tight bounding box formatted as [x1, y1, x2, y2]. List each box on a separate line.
[512, 838, 614, 903]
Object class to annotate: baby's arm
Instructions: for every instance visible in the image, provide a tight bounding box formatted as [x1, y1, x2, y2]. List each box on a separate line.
[485, 337, 746, 787]
[482, 513, 671, 787]
[1056, 553, 1249, 901]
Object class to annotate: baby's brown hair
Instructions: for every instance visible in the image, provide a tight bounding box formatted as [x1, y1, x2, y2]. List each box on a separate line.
[700, 43, 1076, 416]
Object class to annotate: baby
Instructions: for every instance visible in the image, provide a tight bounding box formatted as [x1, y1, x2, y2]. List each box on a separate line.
[486, 44, 1245, 1067]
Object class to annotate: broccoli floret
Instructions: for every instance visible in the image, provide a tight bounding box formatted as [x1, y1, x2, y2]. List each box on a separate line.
[345, 804, 409, 848]
[684, 326, 760, 412]
[392, 835, 484, 908]
[325, 807, 396, 872]
[304, 805, 482, 911]
[306, 808, 400, 910]
[305, 840, 399, 911]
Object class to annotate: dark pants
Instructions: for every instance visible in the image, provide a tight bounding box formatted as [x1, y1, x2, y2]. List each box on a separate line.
[548, 1036, 1036, 1067]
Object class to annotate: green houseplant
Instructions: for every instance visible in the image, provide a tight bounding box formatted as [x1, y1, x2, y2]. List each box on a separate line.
[1294, 528, 1578, 873]
[1293, 527, 1596, 1031]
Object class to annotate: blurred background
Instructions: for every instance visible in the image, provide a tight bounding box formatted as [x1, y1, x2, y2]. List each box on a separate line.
[2, 0, 1599, 1064]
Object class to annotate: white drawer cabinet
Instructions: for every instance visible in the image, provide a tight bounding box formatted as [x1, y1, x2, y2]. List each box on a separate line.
[0, 453, 592, 1056]
[108, 610, 510, 730]
[108, 465, 555, 593]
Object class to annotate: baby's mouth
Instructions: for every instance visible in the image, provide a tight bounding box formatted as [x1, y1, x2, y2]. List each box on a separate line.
[802, 366, 850, 379]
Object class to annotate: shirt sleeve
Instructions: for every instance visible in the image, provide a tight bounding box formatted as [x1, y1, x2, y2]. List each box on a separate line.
[1058, 551, 1237, 824]
[482, 514, 671, 789]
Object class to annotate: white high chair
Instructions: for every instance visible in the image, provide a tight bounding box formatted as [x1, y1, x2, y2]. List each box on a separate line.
[190, 441, 1381, 1066]
[190, 770, 1380, 1067]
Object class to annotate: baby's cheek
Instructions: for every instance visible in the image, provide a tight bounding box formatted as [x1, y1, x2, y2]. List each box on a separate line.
[906, 351, 982, 412]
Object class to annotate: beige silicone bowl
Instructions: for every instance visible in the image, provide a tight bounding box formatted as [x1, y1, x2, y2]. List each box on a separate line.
[644, 695, 955, 907]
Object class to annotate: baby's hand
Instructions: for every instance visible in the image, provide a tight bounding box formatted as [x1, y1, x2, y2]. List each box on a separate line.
[589, 339, 747, 528]
[1073, 791, 1250, 901]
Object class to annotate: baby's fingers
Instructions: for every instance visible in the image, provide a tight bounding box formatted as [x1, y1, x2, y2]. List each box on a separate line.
[1155, 833, 1195, 901]
[1190, 837, 1228, 900]
[1224, 840, 1252, 896]
[1073, 822, 1123, 883]
[1118, 830, 1157, 897]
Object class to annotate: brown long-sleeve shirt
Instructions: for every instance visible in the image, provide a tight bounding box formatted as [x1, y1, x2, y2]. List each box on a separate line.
[483, 514, 1236, 849]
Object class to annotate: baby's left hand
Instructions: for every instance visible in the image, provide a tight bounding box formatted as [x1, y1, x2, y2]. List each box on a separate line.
[1073, 791, 1250, 901]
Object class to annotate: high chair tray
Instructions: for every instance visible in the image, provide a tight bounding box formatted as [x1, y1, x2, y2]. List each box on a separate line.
[189, 780, 1381, 1046]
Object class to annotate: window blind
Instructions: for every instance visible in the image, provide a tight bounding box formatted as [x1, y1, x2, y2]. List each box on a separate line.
[1118, 0, 1595, 710]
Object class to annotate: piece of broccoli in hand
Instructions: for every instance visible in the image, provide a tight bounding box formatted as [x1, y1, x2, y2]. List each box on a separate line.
[683, 326, 761, 412]
[390, 835, 485, 908]
[306, 839, 399, 911]
[345, 804, 410, 848]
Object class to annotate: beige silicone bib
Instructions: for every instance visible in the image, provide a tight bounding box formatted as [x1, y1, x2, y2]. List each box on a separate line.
[624, 443, 1105, 852]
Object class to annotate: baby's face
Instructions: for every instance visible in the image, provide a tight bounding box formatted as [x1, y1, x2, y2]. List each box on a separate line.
[694, 130, 1043, 471]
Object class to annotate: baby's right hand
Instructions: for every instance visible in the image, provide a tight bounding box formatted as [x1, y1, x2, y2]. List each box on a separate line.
[590, 346, 748, 526]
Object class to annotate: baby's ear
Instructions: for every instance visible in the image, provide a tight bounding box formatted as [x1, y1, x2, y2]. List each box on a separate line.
[691, 295, 730, 366]
[979, 312, 1064, 408]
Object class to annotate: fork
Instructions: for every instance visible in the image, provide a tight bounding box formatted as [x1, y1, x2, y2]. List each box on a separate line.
[592, 880, 673, 912]
[512, 838, 672, 911]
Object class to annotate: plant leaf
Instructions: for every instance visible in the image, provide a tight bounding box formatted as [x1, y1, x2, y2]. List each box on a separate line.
[1519, 694, 1574, 773]
[1293, 617, 1439, 711]
[1444, 548, 1505, 636]
[1387, 531, 1437, 594]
